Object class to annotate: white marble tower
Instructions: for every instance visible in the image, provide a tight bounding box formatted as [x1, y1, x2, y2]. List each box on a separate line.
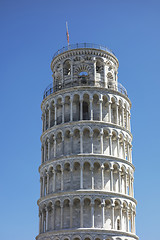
[36, 43, 138, 240]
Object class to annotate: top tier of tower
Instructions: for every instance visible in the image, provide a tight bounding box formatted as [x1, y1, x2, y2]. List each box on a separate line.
[50, 43, 119, 92]
[42, 43, 127, 99]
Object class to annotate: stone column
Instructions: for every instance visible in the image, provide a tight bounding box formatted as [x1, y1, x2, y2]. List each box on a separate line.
[70, 132, 73, 154]
[110, 167, 113, 191]
[99, 97, 103, 121]
[80, 200, 83, 227]
[108, 101, 112, 123]
[53, 136, 56, 158]
[129, 173, 131, 196]
[62, 100, 64, 124]
[39, 211, 42, 233]
[60, 202, 63, 229]
[120, 205, 123, 230]
[46, 173, 49, 194]
[62, 135, 64, 156]
[41, 115, 44, 132]
[70, 97, 73, 122]
[80, 99, 83, 120]
[125, 172, 127, 194]
[80, 165, 83, 189]
[41, 210, 44, 232]
[100, 129, 104, 154]
[70, 200, 73, 228]
[48, 107, 51, 128]
[47, 139, 50, 160]
[42, 176, 45, 196]
[133, 212, 136, 233]
[130, 145, 133, 163]
[111, 204, 115, 229]
[91, 201, 94, 228]
[44, 112, 46, 130]
[126, 207, 129, 232]
[104, 62, 107, 88]
[40, 178, 43, 198]
[90, 132, 93, 154]
[115, 103, 119, 124]
[117, 136, 120, 157]
[70, 165, 73, 190]
[61, 167, 64, 191]
[45, 207, 49, 231]
[90, 98, 93, 120]
[101, 164, 104, 190]
[52, 169, 56, 192]
[54, 103, 57, 125]
[41, 146, 44, 164]
[80, 132, 83, 153]
[52, 204, 55, 230]
[109, 133, 112, 155]
[123, 140, 126, 159]
[91, 167, 94, 190]
[44, 143, 46, 162]
[127, 142, 130, 161]
[118, 169, 122, 193]
[126, 110, 129, 129]
[128, 113, 131, 131]
[101, 200, 105, 228]
[122, 106, 124, 127]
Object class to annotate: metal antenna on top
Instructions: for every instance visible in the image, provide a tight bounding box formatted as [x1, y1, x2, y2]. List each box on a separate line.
[66, 21, 69, 47]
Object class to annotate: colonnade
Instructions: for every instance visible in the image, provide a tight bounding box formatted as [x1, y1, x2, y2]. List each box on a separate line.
[42, 93, 131, 132]
[41, 128, 132, 163]
[40, 161, 134, 198]
[39, 198, 136, 234]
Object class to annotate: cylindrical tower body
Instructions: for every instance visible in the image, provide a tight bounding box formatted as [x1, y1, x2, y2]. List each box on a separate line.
[37, 43, 138, 240]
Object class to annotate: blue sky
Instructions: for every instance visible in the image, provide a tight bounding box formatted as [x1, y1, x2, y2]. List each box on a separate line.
[0, 0, 160, 239]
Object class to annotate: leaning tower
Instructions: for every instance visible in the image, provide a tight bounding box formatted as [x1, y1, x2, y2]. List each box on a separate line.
[37, 43, 138, 240]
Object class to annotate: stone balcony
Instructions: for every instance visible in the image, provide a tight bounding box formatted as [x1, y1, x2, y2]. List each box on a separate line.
[43, 79, 128, 100]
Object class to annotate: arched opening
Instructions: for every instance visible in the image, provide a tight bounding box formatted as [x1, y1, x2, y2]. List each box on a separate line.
[104, 163, 110, 191]
[55, 165, 61, 191]
[64, 130, 72, 155]
[73, 129, 80, 154]
[83, 199, 91, 227]
[54, 201, 61, 230]
[73, 162, 80, 190]
[94, 199, 102, 228]
[63, 163, 71, 191]
[103, 130, 109, 155]
[94, 162, 101, 189]
[113, 164, 119, 192]
[79, 71, 89, 85]
[93, 129, 101, 154]
[83, 129, 91, 153]
[83, 94, 90, 120]
[93, 94, 100, 121]
[63, 199, 70, 229]
[64, 96, 70, 122]
[104, 200, 111, 229]
[73, 95, 80, 121]
[72, 199, 80, 228]
[83, 162, 91, 189]
[57, 98, 62, 125]
[50, 101, 55, 127]
[56, 132, 63, 157]
[102, 96, 109, 122]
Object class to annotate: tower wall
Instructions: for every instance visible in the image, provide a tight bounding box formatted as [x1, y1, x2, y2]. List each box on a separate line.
[36, 44, 138, 240]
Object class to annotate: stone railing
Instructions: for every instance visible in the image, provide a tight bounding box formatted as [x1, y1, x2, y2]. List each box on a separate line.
[52, 43, 115, 59]
[43, 81, 128, 99]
